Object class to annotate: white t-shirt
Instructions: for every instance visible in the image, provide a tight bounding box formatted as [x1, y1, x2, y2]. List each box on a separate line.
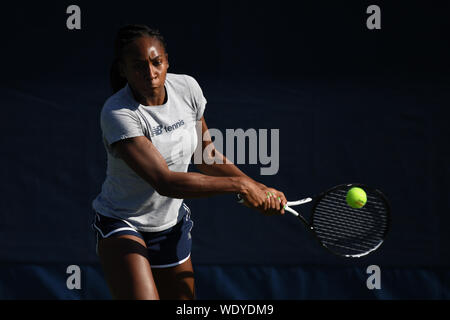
[92, 73, 206, 232]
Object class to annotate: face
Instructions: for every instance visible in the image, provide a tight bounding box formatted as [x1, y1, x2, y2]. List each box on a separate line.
[119, 36, 169, 96]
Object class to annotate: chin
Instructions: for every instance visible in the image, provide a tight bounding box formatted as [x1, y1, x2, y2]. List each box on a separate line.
[143, 84, 160, 91]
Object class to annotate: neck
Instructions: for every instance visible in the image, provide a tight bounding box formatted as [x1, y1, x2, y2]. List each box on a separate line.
[130, 85, 166, 106]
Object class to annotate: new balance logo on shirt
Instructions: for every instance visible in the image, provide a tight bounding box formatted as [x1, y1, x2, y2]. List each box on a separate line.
[150, 125, 163, 137]
[150, 120, 185, 137]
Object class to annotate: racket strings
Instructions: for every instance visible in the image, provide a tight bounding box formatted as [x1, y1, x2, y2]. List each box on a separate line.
[313, 218, 383, 243]
[315, 230, 381, 248]
[314, 209, 388, 239]
[312, 188, 389, 257]
[315, 205, 387, 228]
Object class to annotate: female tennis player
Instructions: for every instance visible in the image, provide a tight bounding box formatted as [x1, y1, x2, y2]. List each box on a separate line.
[92, 24, 287, 300]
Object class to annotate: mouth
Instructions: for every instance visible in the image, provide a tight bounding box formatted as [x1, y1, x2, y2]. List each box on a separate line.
[144, 80, 160, 89]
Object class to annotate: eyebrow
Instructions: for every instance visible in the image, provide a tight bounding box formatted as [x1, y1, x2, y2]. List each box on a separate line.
[132, 56, 162, 62]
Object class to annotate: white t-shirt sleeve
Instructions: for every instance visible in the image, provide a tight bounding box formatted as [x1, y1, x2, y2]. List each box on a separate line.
[100, 107, 144, 145]
[184, 75, 207, 121]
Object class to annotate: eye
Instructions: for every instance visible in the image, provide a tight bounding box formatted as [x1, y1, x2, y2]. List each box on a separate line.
[153, 60, 162, 66]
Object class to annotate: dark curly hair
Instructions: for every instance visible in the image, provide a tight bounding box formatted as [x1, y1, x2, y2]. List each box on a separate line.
[110, 24, 168, 93]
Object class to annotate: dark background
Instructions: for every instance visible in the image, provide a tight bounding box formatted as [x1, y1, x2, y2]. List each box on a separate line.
[0, 0, 449, 299]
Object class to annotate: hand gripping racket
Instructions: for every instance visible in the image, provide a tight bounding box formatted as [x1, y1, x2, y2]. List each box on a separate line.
[239, 183, 390, 258]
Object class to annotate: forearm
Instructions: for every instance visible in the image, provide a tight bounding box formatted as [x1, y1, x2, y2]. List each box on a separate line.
[195, 151, 266, 189]
[159, 171, 246, 199]
[196, 161, 245, 178]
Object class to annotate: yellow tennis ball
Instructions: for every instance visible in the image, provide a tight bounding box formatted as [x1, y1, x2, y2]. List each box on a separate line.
[346, 187, 367, 209]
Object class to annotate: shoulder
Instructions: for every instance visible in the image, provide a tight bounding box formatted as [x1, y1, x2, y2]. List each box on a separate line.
[166, 73, 203, 93]
[99, 86, 144, 144]
[99, 88, 142, 134]
[166, 73, 206, 120]
[101, 86, 139, 118]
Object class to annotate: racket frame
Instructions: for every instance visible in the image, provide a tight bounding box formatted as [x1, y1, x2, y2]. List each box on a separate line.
[236, 183, 391, 258]
[286, 183, 391, 258]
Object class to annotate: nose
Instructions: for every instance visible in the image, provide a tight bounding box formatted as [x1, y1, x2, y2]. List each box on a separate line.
[147, 63, 157, 80]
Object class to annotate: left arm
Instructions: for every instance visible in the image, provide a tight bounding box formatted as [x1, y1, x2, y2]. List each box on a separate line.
[193, 117, 261, 181]
[192, 116, 287, 214]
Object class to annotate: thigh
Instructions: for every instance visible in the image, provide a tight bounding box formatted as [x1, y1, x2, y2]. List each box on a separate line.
[97, 234, 159, 300]
[151, 256, 195, 300]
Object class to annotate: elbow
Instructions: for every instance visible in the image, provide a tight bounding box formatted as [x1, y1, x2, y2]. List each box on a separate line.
[156, 183, 172, 197]
[153, 173, 182, 198]
[154, 178, 172, 197]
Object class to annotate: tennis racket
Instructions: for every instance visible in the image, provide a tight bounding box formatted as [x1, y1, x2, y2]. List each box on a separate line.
[239, 183, 390, 258]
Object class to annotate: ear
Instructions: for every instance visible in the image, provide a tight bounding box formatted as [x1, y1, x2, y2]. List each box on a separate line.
[165, 54, 169, 69]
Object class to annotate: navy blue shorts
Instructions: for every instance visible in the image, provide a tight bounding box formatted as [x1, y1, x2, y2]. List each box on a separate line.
[92, 203, 193, 268]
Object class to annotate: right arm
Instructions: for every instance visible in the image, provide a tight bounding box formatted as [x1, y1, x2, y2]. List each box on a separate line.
[113, 136, 266, 206]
